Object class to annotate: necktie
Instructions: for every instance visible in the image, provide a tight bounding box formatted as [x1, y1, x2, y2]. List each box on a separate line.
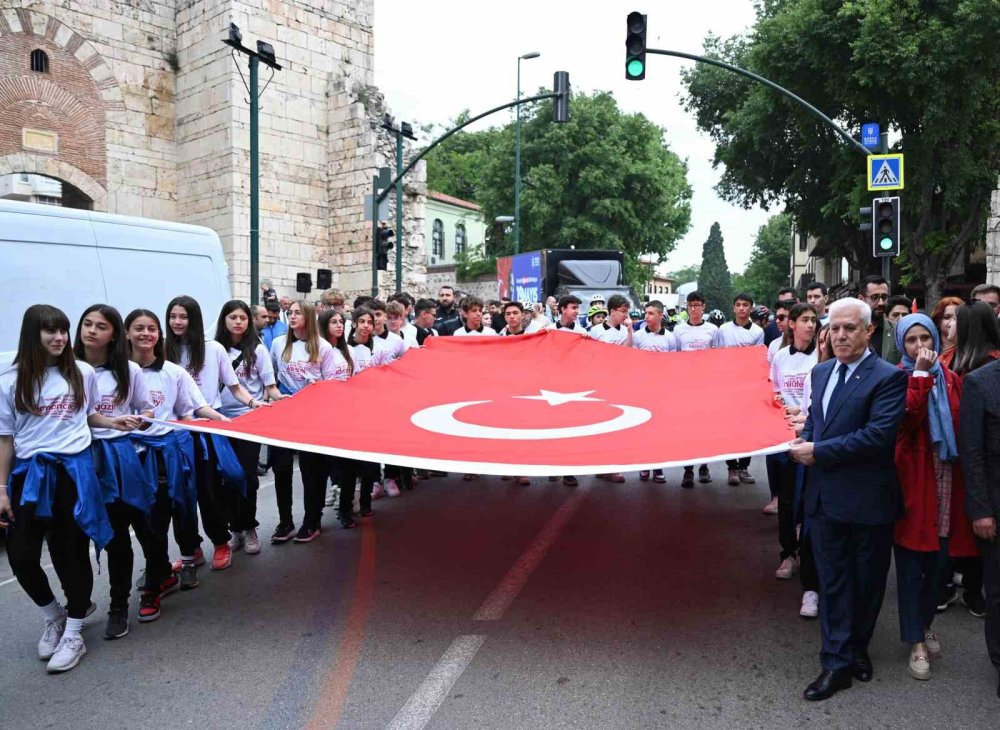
[827, 362, 848, 416]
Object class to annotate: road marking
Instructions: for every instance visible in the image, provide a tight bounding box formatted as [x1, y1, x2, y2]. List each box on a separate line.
[305, 519, 377, 730]
[385, 635, 487, 730]
[472, 489, 587, 621]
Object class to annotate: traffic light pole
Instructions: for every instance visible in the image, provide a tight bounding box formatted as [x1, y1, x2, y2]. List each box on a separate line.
[371, 174, 379, 298]
[249, 55, 260, 305]
[645, 48, 872, 159]
[879, 133, 891, 283]
[395, 131, 404, 293]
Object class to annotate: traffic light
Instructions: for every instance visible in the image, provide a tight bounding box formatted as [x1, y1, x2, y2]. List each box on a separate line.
[316, 268, 332, 290]
[553, 71, 570, 123]
[625, 12, 647, 80]
[872, 196, 900, 257]
[376, 226, 394, 271]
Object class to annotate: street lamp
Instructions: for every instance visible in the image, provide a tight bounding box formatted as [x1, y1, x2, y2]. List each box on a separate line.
[515, 51, 540, 255]
[223, 23, 281, 305]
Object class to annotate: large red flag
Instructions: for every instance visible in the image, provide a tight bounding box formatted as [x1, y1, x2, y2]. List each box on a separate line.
[165, 331, 793, 475]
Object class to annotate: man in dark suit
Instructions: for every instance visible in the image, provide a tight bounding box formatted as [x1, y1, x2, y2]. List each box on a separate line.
[959, 359, 1000, 698]
[789, 297, 907, 701]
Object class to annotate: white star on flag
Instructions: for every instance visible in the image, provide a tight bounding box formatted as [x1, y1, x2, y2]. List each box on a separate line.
[513, 389, 604, 406]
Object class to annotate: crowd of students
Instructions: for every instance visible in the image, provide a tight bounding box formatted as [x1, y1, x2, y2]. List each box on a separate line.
[2, 278, 999, 698]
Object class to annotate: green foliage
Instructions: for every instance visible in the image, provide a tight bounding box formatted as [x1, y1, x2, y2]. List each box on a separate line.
[664, 264, 701, 287]
[420, 91, 694, 284]
[681, 0, 1000, 302]
[453, 246, 496, 280]
[731, 214, 792, 305]
[698, 223, 733, 310]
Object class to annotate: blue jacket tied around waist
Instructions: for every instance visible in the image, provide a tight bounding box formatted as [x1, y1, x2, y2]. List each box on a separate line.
[132, 430, 197, 513]
[11, 449, 114, 551]
[93, 437, 156, 513]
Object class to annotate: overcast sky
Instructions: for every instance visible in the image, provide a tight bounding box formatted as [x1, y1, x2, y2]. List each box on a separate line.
[372, 0, 776, 274]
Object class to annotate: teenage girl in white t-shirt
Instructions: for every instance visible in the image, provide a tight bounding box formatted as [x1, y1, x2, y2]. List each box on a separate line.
[74, 304, 155, 641]
[319, 309, 369, 528]
[269, 300, 338, 544]
[125, 309, 228, 617]
[214, 300, 283, 557]
[166, 295, 258, 572]
[0, 305, 138, 673]
[348, 307, 389, 506]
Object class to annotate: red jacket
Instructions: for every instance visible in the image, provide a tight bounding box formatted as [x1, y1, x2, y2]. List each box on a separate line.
[894, 368, 978, 556]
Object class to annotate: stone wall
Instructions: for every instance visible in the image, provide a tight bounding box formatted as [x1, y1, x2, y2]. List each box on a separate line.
[426, 265, 499, 302]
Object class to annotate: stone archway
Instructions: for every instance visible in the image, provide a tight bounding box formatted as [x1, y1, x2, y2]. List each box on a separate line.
[0, 154, 106, 210]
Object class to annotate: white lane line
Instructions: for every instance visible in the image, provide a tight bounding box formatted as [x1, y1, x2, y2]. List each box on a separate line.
[385, 635, 487, 730]
[472, 490, 587, 621]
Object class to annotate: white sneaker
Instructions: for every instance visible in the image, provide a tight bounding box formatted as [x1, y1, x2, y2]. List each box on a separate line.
[228, 531, 245, 552]
[762, 497, 778, 515]
[244, 528, 261, 555]
[800, 591, 819, 618]
[38, 611, 67, 660]
[325, 484, 338, 507]
[46, 634, 86, 673]
[371, 482, 385, 500]
[384, 478, 400, 497]
[775, 556, 799, 580]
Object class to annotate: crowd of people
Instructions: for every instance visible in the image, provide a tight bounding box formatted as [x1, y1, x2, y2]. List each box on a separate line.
[1, 278, 998, 707]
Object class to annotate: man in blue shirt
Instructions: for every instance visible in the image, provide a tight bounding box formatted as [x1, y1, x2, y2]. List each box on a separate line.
[260, 302, 288, 351]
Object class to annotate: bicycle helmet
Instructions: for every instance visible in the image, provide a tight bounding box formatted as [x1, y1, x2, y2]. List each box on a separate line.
[707, 309, 726, 327]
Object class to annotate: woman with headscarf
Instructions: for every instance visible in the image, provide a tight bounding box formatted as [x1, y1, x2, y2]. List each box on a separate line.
[892, 314, 977, 681]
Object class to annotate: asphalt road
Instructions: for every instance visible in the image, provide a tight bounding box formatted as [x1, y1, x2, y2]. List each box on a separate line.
[1, 460, 997, 729]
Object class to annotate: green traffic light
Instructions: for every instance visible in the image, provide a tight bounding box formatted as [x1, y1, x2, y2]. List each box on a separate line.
[880, 236, 894, 250]
[627, 59, 645, 78]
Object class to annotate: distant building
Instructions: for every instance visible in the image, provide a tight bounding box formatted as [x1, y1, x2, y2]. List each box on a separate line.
[424, 191, 487, 268]
[0, 173, 63, 206]
[644, 274, 675, 301]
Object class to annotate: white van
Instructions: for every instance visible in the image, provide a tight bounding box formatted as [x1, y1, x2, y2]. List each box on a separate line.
[0, 200, 231, 364]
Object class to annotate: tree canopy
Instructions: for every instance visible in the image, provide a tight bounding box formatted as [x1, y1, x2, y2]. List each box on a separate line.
[419, 91, 693, 287]
[698, 222, 733, 311]
[681, 0, 999, 302]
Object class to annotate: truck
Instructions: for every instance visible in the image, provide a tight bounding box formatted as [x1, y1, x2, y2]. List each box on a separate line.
[496, 249, 642, 322]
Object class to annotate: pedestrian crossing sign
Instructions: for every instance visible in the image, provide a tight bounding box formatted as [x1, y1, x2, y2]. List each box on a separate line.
[867, 153, 904, 191]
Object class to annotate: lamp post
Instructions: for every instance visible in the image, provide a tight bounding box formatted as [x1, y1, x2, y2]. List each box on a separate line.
[380, 115, 417, 293]
[223, 23, 281, 305]
[514, 51, 540, 256]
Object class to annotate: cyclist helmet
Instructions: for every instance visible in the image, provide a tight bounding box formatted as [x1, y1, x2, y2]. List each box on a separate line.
[707, 309, 726, 327]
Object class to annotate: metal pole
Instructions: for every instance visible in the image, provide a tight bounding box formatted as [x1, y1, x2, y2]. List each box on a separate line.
[394, 131, 404, 293]
[879, 132, 892, 283]
[249, 55, 260, 305]
[514, 57, 522, 255]
[371, 174, 379, 298]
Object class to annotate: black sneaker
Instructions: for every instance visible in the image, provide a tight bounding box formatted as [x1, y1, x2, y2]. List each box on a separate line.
[563, 476, 579, 487]
[681, 468, 695, 489]
[179, 564, 199, 591]
[360, 507, 373, 517]
[105, 606, 129, 640]
[293, 525, 320, 543]
[964, 590, 986, 618]
[271, 522, 296, 543]
[936, 584, 959, 613]
[698, 465, 712, 483]
[256, 464, 269, 477]
[339, 517, 357, 529]
[653, 469, 666, 484]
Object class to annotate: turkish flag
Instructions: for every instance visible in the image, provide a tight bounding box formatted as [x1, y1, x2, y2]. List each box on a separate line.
[165, 331, 793, 475]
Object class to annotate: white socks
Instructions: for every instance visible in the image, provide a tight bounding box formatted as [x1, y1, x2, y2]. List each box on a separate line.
[63, 617, 84, 638]
[41, 599, 64, 622]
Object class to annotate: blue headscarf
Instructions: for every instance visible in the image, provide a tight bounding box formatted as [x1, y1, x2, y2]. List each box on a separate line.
[894, 313, 959, 461]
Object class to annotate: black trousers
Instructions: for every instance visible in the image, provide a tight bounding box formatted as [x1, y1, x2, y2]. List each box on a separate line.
[726, 457, 751, 470]
[142, 449, 187, 588]
[980, 536, 1000, 673]
[273, 447, 329, 529]
[383, 463, 413, 488]
[192, 436, 231, 547]
[6, 468, 93, 619]
[773, 454, 798, 560]
[954, 555, 984, 599]
[331, 456, 368, 520]
[225, 438, 261, 532]
[106, 501, 156, 608]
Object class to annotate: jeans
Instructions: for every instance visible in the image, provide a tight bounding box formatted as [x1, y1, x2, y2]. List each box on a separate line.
[6, 468, 94, 619]
[894, 539, 950, 644]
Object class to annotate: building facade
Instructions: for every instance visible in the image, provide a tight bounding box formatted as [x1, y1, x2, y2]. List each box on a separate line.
[424, 191, 486, 268]
[0, 0, 428, 302]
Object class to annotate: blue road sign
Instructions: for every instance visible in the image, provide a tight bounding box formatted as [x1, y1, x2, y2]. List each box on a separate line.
[867, 153, 904, 191]
[861, 122, 881, 149]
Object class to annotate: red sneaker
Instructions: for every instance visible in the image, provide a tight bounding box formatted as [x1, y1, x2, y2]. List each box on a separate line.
[211, 543, 233, 570]
[138, 592, 161, 623]
[158, 574, 179, 598]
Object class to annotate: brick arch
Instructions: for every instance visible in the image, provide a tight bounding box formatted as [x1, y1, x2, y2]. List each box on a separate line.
[0, 153, 107, 210]
[0, 8, 126, 189]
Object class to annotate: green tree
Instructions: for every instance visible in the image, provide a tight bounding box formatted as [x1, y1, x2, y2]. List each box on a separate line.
[421, 112, 505, 202]
[681, 0, 999, 304]
[664, 263, 701, 288]
[731, 213, 792, 305]
[505, 92, 692, 288]
[698, 222, 733, 311]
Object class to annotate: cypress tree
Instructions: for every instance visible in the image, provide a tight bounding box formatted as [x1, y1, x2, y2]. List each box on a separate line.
[698, 222, 733, 313]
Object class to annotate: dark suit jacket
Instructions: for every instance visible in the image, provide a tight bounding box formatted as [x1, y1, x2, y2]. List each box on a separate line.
[959, 360, 1000, 521]
[802, 354, 908, 525]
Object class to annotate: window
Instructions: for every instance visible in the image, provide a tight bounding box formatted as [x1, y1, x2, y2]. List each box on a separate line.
[455, 223, 466, 256]
[30, 49, 49, 73]
[432, 219, 444, 257]
[798, 233, 807, 252]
